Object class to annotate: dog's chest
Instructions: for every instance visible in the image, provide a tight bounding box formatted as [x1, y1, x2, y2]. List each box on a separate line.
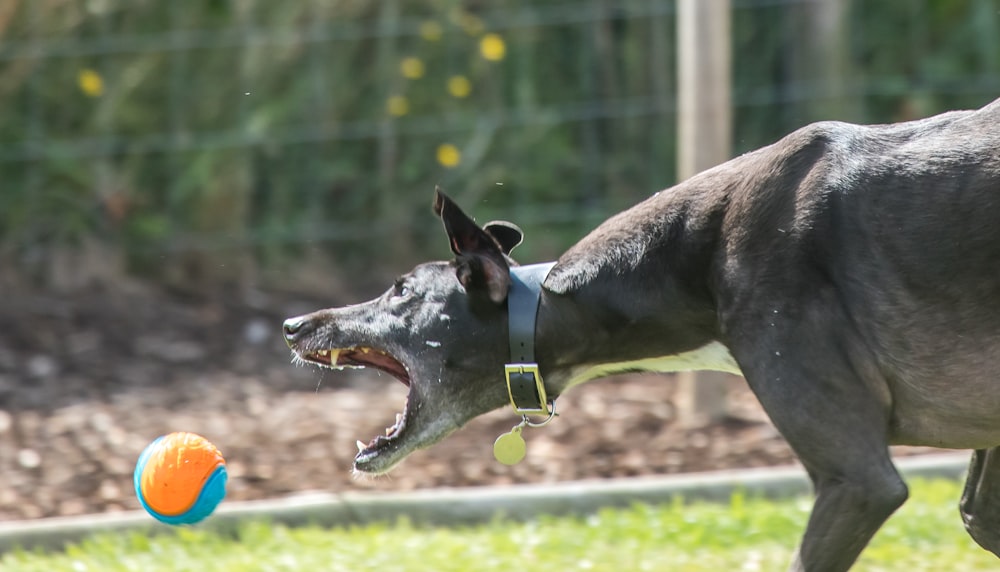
[562, 341, 742, 390]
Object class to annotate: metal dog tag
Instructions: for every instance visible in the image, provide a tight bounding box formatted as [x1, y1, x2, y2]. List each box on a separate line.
[493, 425, 526, 465]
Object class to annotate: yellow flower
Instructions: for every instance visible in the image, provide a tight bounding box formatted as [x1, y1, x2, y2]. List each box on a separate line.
[447, 75, 471, 98]
[78, 68, 104, 97]
[420, 20, 443, 42]
[480, 33, 506, 61]
[436, 144, 461, 168]
[387, 95, 409, 117]
[400, 57, 425, 79]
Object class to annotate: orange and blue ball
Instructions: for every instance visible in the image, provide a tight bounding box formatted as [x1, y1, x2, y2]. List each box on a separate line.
[134, 432, 227, 525]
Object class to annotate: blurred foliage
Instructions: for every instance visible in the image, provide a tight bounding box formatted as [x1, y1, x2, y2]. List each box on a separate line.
[0, 0, 998, 291]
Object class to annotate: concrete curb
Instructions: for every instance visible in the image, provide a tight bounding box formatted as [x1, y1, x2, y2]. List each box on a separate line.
[0, 452, 969, 554]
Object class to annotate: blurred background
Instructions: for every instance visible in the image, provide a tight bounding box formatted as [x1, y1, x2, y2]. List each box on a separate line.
[0, 0, 998, 521]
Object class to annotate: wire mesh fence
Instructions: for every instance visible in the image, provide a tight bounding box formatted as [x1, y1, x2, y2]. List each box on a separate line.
[1, 0, 998, 291]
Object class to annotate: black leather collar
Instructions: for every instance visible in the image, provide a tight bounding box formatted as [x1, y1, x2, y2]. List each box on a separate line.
[505, 262, 556, 415]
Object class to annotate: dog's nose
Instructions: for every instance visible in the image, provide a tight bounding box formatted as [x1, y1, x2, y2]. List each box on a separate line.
[282, 316, 309, 344]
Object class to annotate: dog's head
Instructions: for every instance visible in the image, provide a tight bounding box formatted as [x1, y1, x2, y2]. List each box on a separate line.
[283, 189, 526, 474]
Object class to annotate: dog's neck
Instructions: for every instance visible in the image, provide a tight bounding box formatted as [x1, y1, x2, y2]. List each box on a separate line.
[532, 172, 742, 397]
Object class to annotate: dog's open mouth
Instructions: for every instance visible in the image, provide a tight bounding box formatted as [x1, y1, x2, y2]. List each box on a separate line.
[300, 347, 411, 464]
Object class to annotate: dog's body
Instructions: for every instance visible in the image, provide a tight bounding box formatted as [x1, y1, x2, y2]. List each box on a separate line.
[284, 97, 1000, 570]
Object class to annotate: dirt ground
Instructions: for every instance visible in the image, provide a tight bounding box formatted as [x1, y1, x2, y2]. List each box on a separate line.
[0, 281, 942, 521]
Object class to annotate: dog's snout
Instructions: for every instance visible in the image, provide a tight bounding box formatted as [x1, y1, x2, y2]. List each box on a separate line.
[282, 316, 310, 344]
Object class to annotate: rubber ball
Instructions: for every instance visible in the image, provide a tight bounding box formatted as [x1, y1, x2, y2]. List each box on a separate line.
[134, 432, 227, 525]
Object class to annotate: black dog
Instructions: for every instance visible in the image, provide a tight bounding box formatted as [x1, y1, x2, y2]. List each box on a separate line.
[284, 97, 1000, 571]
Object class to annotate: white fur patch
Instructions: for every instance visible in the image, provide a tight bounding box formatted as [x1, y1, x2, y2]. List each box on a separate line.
[563, 341, 741, 390]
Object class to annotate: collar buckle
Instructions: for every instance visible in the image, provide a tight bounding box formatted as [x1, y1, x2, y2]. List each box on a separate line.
[504, 363, 551, 415]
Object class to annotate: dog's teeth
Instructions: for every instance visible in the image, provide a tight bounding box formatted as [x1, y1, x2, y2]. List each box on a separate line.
[385, 426, 393, 436]
[319, 350, 328, 356]
[395, 413, 403, 426]
[329, 349, 340, 365]
[362, 347, 370, 354]
[356, 440, 366, 452]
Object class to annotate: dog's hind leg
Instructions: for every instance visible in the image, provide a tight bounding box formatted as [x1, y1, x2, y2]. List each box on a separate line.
[960, 448, 1000, 557]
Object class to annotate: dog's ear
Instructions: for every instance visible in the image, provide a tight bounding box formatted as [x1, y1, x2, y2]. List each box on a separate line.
[483, 221, 523, 256]
[433, 188, 511, 303]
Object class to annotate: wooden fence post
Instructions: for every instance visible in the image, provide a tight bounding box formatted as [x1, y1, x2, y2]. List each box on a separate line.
[676, 0, 734, 426]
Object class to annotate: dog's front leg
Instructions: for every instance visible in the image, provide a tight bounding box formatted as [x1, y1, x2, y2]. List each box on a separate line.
[787, 461, 907, 571]
[732, 321, 907, 571]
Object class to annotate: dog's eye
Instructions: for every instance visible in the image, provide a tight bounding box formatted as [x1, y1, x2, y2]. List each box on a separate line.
[393, 280, 412, 298]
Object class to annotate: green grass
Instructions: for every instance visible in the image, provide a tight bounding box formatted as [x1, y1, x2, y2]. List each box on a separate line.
[2, 479, 995, 571]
